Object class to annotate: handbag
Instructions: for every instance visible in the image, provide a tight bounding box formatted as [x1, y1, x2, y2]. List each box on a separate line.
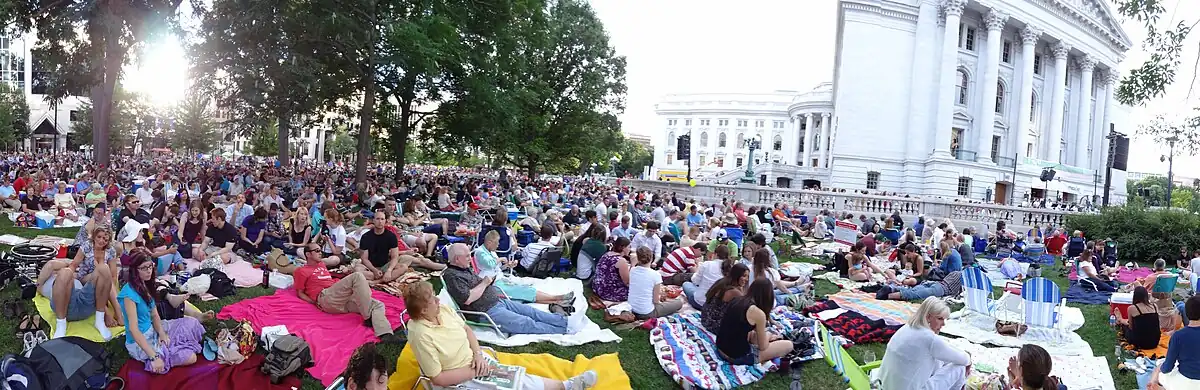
[995, 320, 1028, 336]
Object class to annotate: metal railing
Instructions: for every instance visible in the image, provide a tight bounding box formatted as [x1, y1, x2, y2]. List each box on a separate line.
[953, 149, 977, 161]
[996, 156, 1016, 168]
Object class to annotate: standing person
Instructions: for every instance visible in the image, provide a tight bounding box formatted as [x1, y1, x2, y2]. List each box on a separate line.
[878, 297, 971, 389]
[294, 242, 402, 343]
[118, 253, 205, 374]
[628, 247, 683, 319]
[715, 279, 794, 365]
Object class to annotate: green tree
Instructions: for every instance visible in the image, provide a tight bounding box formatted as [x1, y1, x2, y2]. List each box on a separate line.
[1171, 187, 1194, 209]
[68, 88, 151, 153]
[0, 0, 185, 166]
[327, 128, 357, 162]
[1113, 0, 1195, 107]
[617, 139, 653, 177]
[247, 122, 279, 157]
[171, 92, 221, 154]
[0, 83, 29, 149]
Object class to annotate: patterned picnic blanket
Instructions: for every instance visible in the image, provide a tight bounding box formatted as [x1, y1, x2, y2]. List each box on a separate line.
[802, 300, 900, 344]
[649, 307, 822, 390]
[945, 337, 1115, 390]
[827, 291, 917, 326]
[812, 271, 884, 290]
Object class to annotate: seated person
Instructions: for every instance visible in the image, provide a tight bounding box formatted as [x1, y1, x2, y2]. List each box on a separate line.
[997, 255, 1025, 280]
[715, 279, 794, 365]
[237, 208, 270, 255]
[592, 237, 632, 303]
[1118, 286, 1161, 350]
[443, 243, 573, 335]
[701, 263, 749, 334]
[934, 240, 963, 273]
[660, 242, 706, 286]
[683, 245, 733, 309]
[847, 242, 885, 282]
[1003, 344, 1065, 390]
[751, 248, 807, 306]
[1079, 250, 1118, 292]
[119, 253, 205, 374]
[1024, 236, 1046, 257]
[748, 233, 779, 269]
[878, 297, 972, 389]
[877, 270, 963, 301]
[1150, 295, 1200, 389]
[340, 343, 389, 390]
[405, 281, 598, 389]
[199, 208, 238, 264]
[294, 242, 403, 343]
[1180, 249, 1197, 281]
[516, 225, 557, 274]
[629, 221, 663, 265]
[629, 247, 683, 319]
[36, 227, 122, 339]
[356, 211, 445, 284]
[53, 181, 79, 222]
[473, 231, 573, 305]
[1137, 259, 1175, 292]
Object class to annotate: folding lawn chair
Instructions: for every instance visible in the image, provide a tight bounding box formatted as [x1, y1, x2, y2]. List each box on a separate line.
[438, 275, 508, 339]
[819, 322, 878, 390]
[1019, 277, 1066, 339]
[1152, 273, 1180, 299]
[962, 267, 1002, 317]
[724, 227, 745, 250]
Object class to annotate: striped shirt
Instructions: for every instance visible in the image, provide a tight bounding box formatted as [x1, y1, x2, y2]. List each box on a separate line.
[660, 247, 699, 277]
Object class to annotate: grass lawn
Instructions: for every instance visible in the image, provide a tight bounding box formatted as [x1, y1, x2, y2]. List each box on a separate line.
[0, 222, 1140, 390]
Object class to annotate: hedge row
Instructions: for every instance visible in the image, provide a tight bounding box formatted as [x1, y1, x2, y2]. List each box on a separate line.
[1065, 206, 1197, 263]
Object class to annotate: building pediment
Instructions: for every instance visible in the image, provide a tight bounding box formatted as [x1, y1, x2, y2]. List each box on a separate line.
[953, 109, 974, 123]
[1045, 0, 1134, 51]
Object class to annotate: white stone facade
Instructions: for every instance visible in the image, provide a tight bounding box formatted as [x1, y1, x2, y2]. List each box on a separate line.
[652, 0, 1132, 205]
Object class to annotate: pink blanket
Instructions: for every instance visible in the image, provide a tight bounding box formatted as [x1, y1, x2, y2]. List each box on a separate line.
[1069, 266, 1154, 284]
[185, 257, 262, 288]
[217, 288, 408, 385]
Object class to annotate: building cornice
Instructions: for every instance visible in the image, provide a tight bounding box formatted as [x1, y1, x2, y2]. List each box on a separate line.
[1018, 0, 1132, 52]
[841, 0, 920, 23]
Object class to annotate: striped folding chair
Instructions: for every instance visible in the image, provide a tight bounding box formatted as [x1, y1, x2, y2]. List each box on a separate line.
[438, 275, 508, 338]
[962, 266, 999, 317]
[1020, 277, 1066, 338]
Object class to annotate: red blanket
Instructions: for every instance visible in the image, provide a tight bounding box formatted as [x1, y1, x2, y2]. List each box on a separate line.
[218, 288, 408, 386]
[114, 354, 300, 390]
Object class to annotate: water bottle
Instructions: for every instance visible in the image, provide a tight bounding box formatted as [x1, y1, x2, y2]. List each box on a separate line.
[1109, 314, 1116, 329]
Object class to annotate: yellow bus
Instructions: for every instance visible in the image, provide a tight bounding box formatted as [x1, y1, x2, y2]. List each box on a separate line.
[658, 170, 688, 182]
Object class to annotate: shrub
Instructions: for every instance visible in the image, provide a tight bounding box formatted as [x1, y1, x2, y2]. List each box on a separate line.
[1065, 206, 1200, 263]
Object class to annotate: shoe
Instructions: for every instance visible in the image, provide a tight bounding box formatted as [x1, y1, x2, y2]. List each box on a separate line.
[549, 303, 570, 317]
[875, 286, 891, 300]
[563, 370, 598, 390]
[559, 291, 576, 306]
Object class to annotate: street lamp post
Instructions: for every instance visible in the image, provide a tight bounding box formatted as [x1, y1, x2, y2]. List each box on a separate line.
[741, 136, 761, 184]
[1162, 136, 1178, 208]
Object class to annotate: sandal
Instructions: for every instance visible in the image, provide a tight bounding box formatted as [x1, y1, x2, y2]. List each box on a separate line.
[21, 332, 35, 353]
[16, 314, 42, 333]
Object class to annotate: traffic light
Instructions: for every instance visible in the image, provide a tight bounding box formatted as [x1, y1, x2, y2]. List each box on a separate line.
[676, 134, 690, 159]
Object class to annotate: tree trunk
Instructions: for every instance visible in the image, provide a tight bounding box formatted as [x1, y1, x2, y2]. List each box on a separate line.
[93, 23, 125, 167]
[354, 63, 376, 192]
[389, 74, 417, 181]
[278, 113, 291, 165]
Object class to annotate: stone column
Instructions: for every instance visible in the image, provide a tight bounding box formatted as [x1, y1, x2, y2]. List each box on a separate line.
[934, 0, 966, 157]
[1073, 54, 1096, 167]
[976, 10, 1007, 163]
[1098, 71, 1119, 168]
[1046, 42, 1071, 162]
[802, 113, 814, 167]
[1015, 25, 1041, 160]
[819, 113, 832, 168]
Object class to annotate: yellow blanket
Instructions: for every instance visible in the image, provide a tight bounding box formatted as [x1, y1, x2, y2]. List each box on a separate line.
[34, 296, 201, 343]
[388, 345, 631, 390]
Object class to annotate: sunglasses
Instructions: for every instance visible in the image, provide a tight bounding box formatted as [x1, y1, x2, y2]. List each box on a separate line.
[137, 264, 155, 271]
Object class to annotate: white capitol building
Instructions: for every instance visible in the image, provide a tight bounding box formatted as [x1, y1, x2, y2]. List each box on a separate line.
[652, 0, 1131, 205]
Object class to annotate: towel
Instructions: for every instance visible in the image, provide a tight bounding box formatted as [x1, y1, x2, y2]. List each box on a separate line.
[387, 345, 631, 390]
[1122, 331, 1172, 359]
[1114, 267, 1154, 284]
[827, 291, 917, 326]
[32, 296, 125, 343]
[941, 310, 1094, 356]
[1065, 281, 1114, 304]
[217, 288, 408, 386]
[812, 271, 884, 291]
[113, 353, 300, 390]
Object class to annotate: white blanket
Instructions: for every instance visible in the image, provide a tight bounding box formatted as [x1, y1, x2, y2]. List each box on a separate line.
[438, 276, 621, 347]
[942, 297, 1092, 356]
[942, 337, 1115, 390]
[974, 258, 1030, 287]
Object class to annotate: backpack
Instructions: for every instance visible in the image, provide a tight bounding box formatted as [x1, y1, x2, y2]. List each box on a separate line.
[260, 335, 313, 384]
[8, 337, 123, 390]
[193, 268, 236, 297]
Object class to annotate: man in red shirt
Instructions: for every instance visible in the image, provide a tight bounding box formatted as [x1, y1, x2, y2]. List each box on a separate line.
[294, 242, 401, 343]
[660, 243, 707, 286]
[13, 171, 29, 194]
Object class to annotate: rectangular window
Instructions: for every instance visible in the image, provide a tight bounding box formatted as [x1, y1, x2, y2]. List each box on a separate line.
[773, 120, 784, 129]
[1002, 40, 1012, 63]
[960, 25, 977, 50]
[957, 177, 972, 197]
[666, 153, 673, 164]
[1026, 142, 1034, 158]
[667, 119, 677, 126]
[736, 157, 744, 167]
[991, 136, 1001, 161]
[698, 156, 706, 166]
[700, 119, 710, 126]
[737, 119, 747, 127]
[69, 110, 79, 122]
[755, 120, 764, 128]
[866, 171, 880, 190]
[1033, 54, 1043, 75]
[718, 119, 728, 127]
[685, 119, 692, 126]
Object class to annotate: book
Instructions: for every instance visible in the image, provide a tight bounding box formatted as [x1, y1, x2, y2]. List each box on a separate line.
[472, 362, 525, 390]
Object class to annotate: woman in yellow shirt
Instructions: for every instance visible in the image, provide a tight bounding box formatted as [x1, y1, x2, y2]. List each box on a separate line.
[404, 281, 598, 390]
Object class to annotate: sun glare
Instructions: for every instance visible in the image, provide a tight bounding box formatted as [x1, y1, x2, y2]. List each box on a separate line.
[124, 35, 188, 108]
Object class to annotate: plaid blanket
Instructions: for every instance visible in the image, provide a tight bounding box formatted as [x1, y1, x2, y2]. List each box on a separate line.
[827, 291, 917, 326]
[802, 300, 900, 344]
[649, 308, 821, 389]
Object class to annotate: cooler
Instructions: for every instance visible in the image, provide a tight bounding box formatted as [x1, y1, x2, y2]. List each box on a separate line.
[1110, 292, 1133, 318]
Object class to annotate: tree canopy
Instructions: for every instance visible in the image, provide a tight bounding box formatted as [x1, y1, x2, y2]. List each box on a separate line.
[170, 92, 221, 155]
[0, 83, 29, 149]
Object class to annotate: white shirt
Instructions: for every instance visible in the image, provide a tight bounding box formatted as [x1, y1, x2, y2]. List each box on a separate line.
[135, 186, 154, 205]
[630, 231, 662, 261]
[877, 325, 971, 390]
[628, 266, 661, 315]
[324, 225, 347, 253]
[519, 240, 555, 270]
[690, 260, 726, 306]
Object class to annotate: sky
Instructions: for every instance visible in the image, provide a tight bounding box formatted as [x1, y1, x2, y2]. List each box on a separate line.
[588, 0, 1200, 178]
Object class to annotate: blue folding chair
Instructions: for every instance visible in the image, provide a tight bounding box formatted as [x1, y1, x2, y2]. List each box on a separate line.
[1152, 273, 1179, 296]
[1020, 277, 1066, 339]
[724, 227, 745, 250]
[962, 266, 1000, 317]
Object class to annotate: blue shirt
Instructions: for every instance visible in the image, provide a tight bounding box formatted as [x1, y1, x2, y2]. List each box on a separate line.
[1162, 326, 1200, 379]
[940, 249, 963, 273]
[686, 213, 704, 226]
[75, 181, 89, 194]
[611, 225, 637, 240]
[242, 215, 267, 241]
[117, 284, 155, 345]
[0, 185, 14, 198]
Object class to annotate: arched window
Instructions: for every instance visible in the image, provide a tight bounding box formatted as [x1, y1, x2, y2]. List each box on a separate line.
[667, 131, 675, 146]
[956, 69, 969, 105]
[1029, 92, 1038, 123]
[995, 81, 1006, 114]
[814, 132, 822, 150]
[718, 132, 727, 148]
[736, 133, 744, 148]
[773, 135, 783, 151]
[700, 132, 708, 147]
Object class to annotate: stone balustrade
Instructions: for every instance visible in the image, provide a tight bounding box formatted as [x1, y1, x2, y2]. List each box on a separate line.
[619, 179, 1079, 232]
